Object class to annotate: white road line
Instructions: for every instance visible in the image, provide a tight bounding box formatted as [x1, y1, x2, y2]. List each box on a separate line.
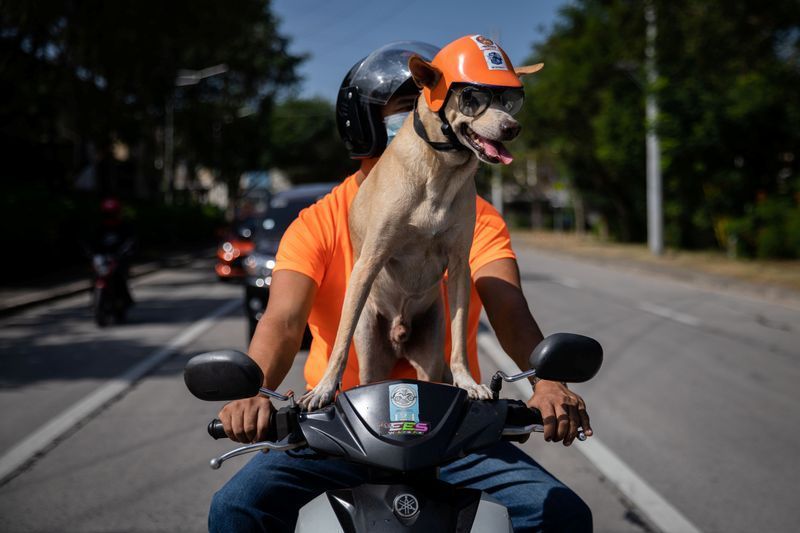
[0, 298, 240, 483]
[477, 331, 703, 533]
[555, 276, 583, 289]
[638, 302, 702, 327]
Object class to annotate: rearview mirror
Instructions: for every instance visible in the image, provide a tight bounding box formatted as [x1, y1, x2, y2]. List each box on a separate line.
[184, 350, 263, 401]
[529, 333, 603, 383]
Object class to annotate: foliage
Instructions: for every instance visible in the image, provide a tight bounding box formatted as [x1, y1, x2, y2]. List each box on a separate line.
[268, 98, 356, 183]
[0, 0, 303, 196]
[0, 183, 224, 280]
[518, 0, 800, 257]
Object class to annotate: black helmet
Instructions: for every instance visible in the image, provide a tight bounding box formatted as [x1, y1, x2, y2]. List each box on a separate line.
[336, 41, 440, 159]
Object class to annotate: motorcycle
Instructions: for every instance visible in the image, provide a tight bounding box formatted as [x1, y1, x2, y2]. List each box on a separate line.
[184, 333, 602, 532]
[91, 240, 133, 327]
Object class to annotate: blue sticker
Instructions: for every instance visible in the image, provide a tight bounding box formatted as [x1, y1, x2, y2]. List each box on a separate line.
[389, 384, 419, 422]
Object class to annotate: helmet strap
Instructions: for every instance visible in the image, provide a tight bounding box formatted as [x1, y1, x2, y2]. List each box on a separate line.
[412, 98, 467, 152]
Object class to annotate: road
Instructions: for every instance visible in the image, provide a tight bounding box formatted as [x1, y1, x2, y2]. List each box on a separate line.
[0, 248, 797, 532]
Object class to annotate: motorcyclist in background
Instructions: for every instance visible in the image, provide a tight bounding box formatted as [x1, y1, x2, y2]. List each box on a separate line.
[91, 197, 135, 308]
[210, 41, 593, 532]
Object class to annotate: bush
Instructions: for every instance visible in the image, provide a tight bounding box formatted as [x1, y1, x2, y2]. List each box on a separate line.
[724, 197, 800, 259]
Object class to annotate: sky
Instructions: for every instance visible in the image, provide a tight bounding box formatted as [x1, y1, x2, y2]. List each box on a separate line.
[272, 0, 570, 102]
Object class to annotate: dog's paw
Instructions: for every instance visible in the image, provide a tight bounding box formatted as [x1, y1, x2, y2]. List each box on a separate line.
[298, 383, 337, 411]
[465, 383, 493, 400]
[452, 373, 493, 400]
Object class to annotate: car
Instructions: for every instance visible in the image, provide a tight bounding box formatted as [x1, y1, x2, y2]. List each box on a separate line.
[215, 218, 257, 281]
[243, 183, 338, 339]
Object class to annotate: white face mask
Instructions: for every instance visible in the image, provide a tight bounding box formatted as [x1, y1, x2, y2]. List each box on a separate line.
[384, 112, 409, 146]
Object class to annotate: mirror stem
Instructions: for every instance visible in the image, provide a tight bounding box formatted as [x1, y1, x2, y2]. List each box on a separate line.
[490, 369, 537, 399]
[259, 387, 292, 402]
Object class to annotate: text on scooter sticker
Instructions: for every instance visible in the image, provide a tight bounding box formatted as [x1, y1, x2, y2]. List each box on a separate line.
[380, 421, 430, 436]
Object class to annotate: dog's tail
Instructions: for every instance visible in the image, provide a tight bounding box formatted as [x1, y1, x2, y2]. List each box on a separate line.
[389, 316, 411, 345]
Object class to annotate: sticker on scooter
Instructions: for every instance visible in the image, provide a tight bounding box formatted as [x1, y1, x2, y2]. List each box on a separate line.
[380, 421, 430, 436]
[389, 383, 419, 422]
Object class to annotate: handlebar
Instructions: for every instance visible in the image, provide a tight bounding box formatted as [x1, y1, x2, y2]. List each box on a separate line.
[204, 399, 581, 469]
[208, 401, 547, 442]
[208, 419, 227, 440]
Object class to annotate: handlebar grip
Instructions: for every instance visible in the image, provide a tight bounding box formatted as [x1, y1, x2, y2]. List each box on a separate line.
[505, 400, 543, 426]
[208, 419, 228, 440]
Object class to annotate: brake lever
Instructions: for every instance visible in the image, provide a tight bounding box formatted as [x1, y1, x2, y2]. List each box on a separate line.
[210, 438, 307, 469]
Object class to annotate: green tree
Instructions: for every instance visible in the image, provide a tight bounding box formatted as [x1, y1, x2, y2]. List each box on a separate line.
[518, 1, 647, 241]
[268, 97, 356, 183]
[519, 0, 800, 256]
[656, 0, 800, 255]
[0, 0, 303, 196]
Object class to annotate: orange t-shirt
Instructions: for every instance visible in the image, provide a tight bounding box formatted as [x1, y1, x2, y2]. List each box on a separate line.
[274, 173, 516, 390]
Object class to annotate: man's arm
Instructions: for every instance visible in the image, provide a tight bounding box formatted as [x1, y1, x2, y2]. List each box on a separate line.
[217, 269, 317, 442]
[474, 258, 592, 446]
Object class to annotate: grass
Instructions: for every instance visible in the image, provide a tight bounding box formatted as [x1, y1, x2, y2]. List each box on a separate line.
[511, 230, 800, 293]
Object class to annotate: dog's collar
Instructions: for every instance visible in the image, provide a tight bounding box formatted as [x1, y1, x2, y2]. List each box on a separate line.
[412, 99, 468, 152]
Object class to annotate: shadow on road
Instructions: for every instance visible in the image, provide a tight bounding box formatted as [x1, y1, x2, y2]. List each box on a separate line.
[0, 295, 243, 387]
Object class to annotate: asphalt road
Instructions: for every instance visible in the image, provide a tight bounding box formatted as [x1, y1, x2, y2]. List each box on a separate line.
[0, 248, 797, 532]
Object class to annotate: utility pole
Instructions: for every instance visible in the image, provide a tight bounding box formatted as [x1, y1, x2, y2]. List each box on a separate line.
[645, 1, 663, 255]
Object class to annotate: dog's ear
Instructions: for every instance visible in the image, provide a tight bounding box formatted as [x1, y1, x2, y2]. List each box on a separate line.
[409, 54, 442, 89]
[515, 63, 544, 77]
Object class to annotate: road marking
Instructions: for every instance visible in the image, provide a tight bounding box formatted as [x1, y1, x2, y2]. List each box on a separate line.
[638, 302, 702, 327]
[555, 276, 582, 289]
[478, 331, 703, 533]
[0, 298, 240, 484]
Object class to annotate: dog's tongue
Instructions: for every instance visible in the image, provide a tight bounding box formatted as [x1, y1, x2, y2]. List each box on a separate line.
[482, 139, 514, 165]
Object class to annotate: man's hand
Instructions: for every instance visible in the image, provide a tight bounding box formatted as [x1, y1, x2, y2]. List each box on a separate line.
[526, 380, 592, 446]
[218, 396, 274, 443]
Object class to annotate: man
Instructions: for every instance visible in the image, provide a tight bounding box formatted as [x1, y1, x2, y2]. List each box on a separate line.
[210, 41, 592, 532]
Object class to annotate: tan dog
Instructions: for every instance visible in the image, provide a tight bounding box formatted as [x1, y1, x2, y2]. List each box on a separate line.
[300, 42, 542, 411]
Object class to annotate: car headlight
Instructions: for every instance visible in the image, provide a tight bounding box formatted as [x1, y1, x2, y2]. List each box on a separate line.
[244, 252, 276, 278]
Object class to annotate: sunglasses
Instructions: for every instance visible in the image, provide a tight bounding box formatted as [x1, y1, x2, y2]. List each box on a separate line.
[455, 84, 525, 118]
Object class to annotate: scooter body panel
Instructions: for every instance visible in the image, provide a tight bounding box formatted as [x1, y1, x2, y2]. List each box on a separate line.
[294, 481, 512, 532]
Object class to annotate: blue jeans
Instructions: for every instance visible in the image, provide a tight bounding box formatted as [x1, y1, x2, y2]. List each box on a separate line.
[209, 441, 591, 532]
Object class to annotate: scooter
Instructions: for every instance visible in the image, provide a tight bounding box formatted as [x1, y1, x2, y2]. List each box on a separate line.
[91, 240, 133, 327]
[184, 333, 602, 532]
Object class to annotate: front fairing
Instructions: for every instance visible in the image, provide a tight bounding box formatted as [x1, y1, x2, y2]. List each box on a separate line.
[298, 380, 507, 472]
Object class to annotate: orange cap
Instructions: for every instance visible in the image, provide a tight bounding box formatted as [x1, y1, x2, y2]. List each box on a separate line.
[424, 35, 523, 112]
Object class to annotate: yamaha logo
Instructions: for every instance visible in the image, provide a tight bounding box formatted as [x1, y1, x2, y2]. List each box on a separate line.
[390, 386, 417, 409]
[393, 493, 419, 519]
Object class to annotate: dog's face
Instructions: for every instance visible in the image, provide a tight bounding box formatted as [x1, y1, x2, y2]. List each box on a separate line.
[409, 56, 543, 165]
[442, 85, 520, 165]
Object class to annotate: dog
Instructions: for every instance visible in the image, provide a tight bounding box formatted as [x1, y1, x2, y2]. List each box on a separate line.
[299, 42, 542, 411]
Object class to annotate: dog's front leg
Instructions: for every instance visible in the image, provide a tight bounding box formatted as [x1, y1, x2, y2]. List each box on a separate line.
[299, 253, 386, 410]
[447, 255, 492, 400]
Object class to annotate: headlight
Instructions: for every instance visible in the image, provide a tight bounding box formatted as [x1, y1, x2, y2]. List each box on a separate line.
[244, 253, 276, 278]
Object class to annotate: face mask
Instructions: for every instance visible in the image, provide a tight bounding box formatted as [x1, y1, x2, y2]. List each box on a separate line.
[384, 112, 409, 146]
